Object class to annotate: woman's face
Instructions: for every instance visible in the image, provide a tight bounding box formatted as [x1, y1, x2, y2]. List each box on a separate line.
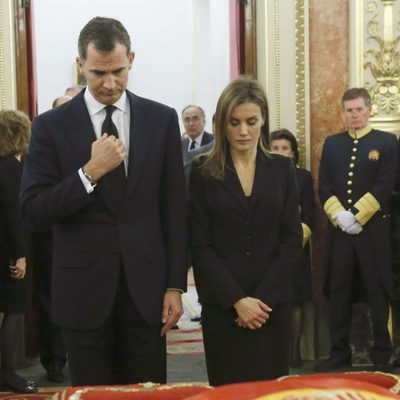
[271, 139, 295, 159]
[226, 102, 264, 155]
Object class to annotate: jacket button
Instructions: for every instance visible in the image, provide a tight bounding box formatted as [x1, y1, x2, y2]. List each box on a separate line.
[245, 251, 251, 256]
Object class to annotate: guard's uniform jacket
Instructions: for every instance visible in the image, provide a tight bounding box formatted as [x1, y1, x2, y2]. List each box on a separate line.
[319, 125, 398, 294]
[318, 124, 398, 364]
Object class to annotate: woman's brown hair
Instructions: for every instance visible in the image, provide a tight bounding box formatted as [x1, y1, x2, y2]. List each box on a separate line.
[0, 110, 31, 157]
[199, 77, 270, 179]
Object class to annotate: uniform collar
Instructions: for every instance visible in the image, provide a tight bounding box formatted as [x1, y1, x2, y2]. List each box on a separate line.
[348, 124, 372, 139]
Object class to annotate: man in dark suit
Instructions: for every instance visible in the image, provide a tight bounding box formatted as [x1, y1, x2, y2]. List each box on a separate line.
[316, 88, 398, 372]
[181, 105, 213, 164]
[21, 17, 187, 386]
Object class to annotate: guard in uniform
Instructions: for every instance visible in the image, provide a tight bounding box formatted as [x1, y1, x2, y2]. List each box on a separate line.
[316, 88, 398, 372]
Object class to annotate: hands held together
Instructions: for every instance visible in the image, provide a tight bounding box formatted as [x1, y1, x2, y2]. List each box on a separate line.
[234, 297, 272, 330]
[334, 210, 363, 235]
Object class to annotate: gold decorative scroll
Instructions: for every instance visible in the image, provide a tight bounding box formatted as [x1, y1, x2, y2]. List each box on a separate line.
[351, 0, 400, 134]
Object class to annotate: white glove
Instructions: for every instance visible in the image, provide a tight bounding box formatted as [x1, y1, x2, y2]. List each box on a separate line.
[346, 222, 363, 235]
[333, 211, 356, 232]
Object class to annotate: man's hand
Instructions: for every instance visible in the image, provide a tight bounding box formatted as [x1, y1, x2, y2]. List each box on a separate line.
[233, 297, 272, 330]
[334, 210, 356, 232]
[160, 290, 183, 336]
[10, 257, 26, 280]
[346, 221, 363, 235]
[83, 134, 126, 181]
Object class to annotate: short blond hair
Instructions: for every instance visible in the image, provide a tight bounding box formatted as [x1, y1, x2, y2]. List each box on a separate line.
[0, 110, 31, 157]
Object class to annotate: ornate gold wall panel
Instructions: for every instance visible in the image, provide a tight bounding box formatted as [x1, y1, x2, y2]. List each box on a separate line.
[350, 0, 400, 134]
[256, 0, 310, 169]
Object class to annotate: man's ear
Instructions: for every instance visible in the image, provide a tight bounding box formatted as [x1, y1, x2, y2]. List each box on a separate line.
[128, 51, 135, 70]
[76, 57, 84, 73]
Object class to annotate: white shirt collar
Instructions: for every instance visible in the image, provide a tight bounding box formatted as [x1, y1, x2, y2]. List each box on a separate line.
[84, 88, 128, 116]
[193, 131, 205, 146]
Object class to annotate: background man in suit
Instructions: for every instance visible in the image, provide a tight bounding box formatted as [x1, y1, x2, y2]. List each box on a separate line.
[181, 105, 213, 164]
[317, 87, 397, 372]
[21, 17, 187, 386]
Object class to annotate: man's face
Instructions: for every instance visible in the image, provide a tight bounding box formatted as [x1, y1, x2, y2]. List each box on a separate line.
[182, 107, 205, 140]
[342, 97, 371, 131]
[76, 42, 135, 105]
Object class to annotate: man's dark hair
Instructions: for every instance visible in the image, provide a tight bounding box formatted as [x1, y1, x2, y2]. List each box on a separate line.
[78, 17, 131, 59]
[342, 88, 372, 108]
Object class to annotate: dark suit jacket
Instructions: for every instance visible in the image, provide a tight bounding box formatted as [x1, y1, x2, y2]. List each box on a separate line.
[189, 151, 303, 310]
[181, 131, 214, 164]
[21, 89, 188, 329]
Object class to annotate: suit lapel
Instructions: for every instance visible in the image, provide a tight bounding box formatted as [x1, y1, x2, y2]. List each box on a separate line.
[221, 152, 248, 210]
[63, 91, 97, 166]
[250, 151, 275, 209]
[63, 91, 120, 215]
[125, 92, 154, 198]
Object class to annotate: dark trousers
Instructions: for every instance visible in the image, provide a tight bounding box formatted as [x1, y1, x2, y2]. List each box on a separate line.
[201, 302, 290, 386]
[62, 271, 166, 386]
[329, 230, 392, 364]
[32, 231, 66, 369]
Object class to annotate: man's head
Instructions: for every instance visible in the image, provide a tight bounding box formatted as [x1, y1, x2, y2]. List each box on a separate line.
[65, 85, 85, 98]
[341, 88, 372, 131]
[182, 105, 206, 140]
[76, 17, 135, 105]
[52, 95, 72, 108]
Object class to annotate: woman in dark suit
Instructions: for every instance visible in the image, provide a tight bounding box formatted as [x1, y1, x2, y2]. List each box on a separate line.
[0, 110, 37, 393]
[270, 129, 315, 369]
[189, 78, 303, 386]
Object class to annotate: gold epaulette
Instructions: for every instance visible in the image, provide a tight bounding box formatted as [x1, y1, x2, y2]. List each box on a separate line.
[302, 223, 311, 247]
[323, 196, 345, 226]
[354, 192, 380, 225]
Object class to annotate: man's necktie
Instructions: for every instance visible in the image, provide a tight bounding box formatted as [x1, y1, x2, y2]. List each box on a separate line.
[102, 105, 119, 138]
[190, 140, 196, 150]
[101, 105, 126, 212]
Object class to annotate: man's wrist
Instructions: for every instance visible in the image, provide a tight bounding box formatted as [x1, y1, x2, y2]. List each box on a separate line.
[82, 168, 96, 185]
[166, 288, 184, 294]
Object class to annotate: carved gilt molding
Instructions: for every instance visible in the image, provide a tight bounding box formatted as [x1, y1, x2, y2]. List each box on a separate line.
[350, 0, 400, 134]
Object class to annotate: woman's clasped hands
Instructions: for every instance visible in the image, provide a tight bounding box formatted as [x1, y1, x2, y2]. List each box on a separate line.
[233, 297, 272, 329]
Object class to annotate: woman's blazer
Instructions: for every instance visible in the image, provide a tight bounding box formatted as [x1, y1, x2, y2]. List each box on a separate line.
[189, 151, 303, 311]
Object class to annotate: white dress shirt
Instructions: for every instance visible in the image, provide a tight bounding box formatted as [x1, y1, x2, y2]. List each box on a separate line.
[188, 131, 205, 151]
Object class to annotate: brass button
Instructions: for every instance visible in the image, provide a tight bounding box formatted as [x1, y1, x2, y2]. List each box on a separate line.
[352, 148, 357, 152]
[347, 190, 352, 194]
[347, 199, 353, 204]
[347, 180, 352, 185]
[354, 140, 359, 144]
[349, 163, 354, 168]
[351, 156, 356, 160]
[348, 172, 354, 177]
